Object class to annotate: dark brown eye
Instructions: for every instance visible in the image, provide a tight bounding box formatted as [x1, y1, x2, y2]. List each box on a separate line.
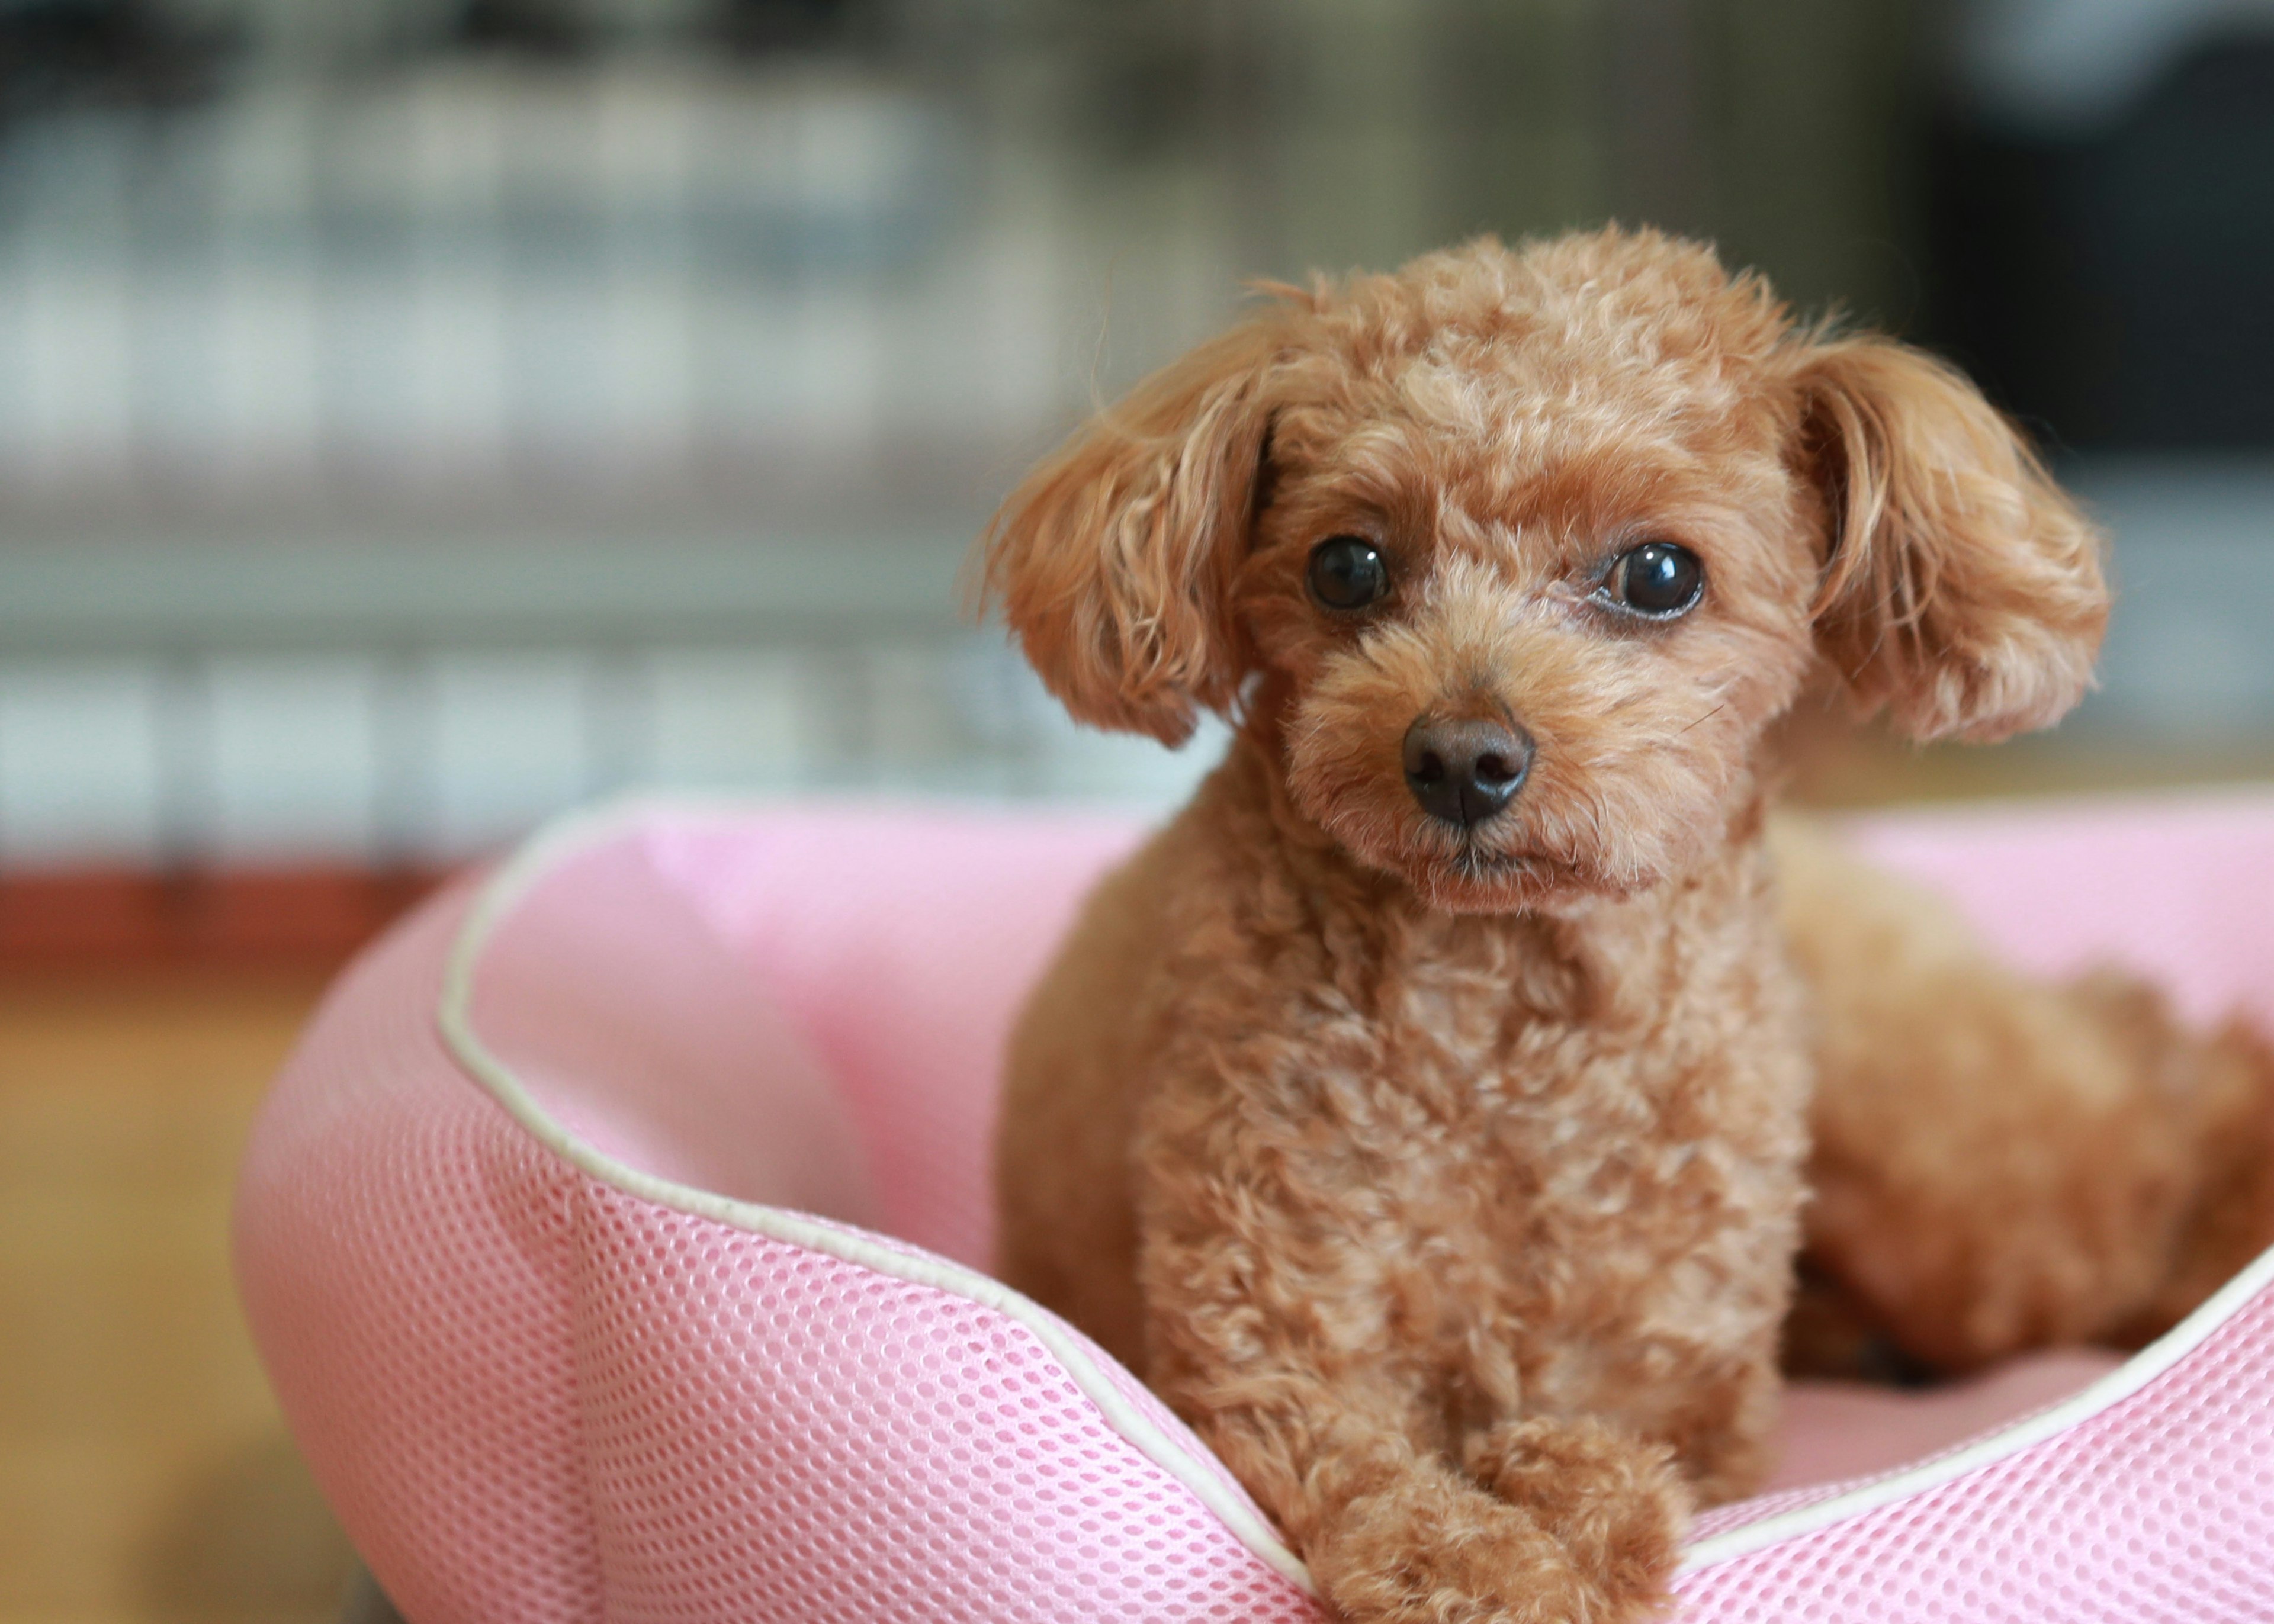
[1605, 541, 1703, 618]
[1308, 535, 1388, 610]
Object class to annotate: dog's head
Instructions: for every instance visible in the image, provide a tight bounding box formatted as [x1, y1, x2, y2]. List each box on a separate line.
[982, 230, 2106, 913]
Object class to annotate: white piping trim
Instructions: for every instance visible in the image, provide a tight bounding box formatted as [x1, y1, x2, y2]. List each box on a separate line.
[1679, 1237, 2274, 1574]
[433, 795, 1318, 1599]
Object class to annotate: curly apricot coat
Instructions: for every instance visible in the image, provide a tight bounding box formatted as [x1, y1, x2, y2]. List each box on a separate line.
[984, 230, 2274, 1624]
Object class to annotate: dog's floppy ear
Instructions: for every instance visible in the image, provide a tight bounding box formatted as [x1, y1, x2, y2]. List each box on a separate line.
[980, 316, 1283, 745]
[1791, 334, 2108, 743]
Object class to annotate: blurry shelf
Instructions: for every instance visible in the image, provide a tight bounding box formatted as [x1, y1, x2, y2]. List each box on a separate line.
[0, 525, 977, 654]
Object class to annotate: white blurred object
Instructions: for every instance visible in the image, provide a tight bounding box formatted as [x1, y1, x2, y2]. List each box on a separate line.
[0, 620, 1222, 869]
[1956, 0, 2274, 131]
[2072, 459, 2274, 732]
[0, 663, 163, 865]
[0, 59, 1080, 499]
[0, 49, 1246, 503]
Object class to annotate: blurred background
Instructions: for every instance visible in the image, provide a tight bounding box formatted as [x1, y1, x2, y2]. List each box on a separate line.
[1, 1, 2267, 1620]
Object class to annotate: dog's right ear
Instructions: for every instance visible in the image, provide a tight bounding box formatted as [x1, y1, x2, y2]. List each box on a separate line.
[978, 317, 1284, 745]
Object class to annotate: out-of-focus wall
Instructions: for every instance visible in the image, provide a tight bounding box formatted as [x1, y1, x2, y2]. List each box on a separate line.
[0, 0, 1931, 873]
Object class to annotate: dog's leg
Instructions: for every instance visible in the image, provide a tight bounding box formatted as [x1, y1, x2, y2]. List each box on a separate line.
[1774, 815, 2274, 1375]
[1135, 1157, 1690, 1622]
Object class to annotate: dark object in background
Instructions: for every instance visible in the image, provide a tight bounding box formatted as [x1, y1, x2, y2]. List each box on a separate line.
[0, 0, 233, 117]
[455, 0, 590, 57]
[456, 0, 863, 57]
[713, 0, 860, 56]
[1931, 30, 2274, 451]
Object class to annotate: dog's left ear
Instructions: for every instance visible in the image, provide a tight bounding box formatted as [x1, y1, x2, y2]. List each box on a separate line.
[1789, 335, 2109, 742]
[978, 317, 1283, 745]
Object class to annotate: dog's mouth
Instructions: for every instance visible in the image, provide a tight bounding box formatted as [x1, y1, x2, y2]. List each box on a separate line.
[1409, 834, 1598, 912]
[1450, 841, 1530, 879]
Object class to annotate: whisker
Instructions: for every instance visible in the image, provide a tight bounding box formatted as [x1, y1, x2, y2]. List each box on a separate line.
[1675, 703, 1729, 737]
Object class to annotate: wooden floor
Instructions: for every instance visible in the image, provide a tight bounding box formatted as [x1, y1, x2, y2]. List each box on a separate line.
[0, 973, 352, 1624]
[2, 737, 2269, 1624]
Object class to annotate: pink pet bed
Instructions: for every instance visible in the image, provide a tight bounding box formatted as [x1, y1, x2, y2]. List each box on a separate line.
[235, 795, 2274, 1622]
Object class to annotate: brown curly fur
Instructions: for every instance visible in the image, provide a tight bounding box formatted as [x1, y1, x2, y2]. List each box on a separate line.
[1774, 818, 2274, 1377]
[981, 229, 2274, 1623]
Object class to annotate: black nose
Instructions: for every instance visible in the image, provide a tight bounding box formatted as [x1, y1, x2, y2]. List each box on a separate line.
[1402, 716, 1534, 828]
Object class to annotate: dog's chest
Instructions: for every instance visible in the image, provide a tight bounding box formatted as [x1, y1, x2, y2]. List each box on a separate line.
[1334, 898, 1810, 1361]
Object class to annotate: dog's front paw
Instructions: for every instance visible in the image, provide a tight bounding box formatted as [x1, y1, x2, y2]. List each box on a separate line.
[1462, 1416, 1688, 1608]
[1308, 1434, 1684, 1624]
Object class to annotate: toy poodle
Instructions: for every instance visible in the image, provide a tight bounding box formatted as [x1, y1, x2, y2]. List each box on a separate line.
[981, 228, 2274, 1623]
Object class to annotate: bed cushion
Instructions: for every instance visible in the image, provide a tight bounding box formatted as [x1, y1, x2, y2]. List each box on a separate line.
[235, 794, 2274, 1622]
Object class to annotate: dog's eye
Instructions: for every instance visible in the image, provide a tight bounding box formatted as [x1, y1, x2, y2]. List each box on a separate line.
[1605, 541, 1704, 618]
[1308, 536, 1389, 611]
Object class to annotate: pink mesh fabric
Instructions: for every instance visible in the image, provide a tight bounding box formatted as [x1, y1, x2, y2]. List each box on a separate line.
[1843, 793, 2274, 1031]
[634, 806, 1151, 1270]
[567, 1187, 1314, 1622]
[1676, 1272, 2274, 1619]
[235, 795, 2274, 1623]
[236, 805, 1317, 1623]
[236, 887, 605, 1623]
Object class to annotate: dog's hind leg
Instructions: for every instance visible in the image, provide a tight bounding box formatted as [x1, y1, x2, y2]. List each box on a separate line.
[1773, 814, 2274, 1377]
